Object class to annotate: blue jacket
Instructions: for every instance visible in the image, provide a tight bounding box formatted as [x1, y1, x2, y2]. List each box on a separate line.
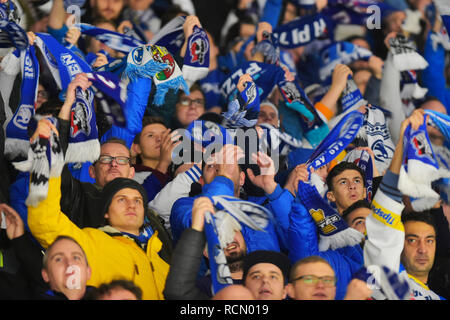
[422, 31, 450, 114]
[288, 197, 364, 300]
[170, 176, 283, 253]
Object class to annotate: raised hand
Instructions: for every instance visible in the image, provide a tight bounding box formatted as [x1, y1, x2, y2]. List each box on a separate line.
[0, 203, 25, 240]
[246, 151, 277, 194]
[192, 197, 215, 232]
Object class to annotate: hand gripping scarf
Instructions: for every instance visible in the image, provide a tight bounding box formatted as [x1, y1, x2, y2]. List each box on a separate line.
[204, 195, 276, 294]
[12, 116, 65, 207]
[398, 118, 450, 211]
[182, 25, 210, 88]
[4, 46, 39, 160]
[297, 180, 365, 251]
[222, 81, 260, 129]
[34, 33, 100, 163]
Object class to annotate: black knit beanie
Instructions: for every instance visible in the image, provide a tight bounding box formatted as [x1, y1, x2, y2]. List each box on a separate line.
[242, 250, 291, 285]
[101, 178, 148, 215]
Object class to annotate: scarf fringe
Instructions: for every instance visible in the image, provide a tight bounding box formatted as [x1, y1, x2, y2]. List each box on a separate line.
[410, 196, 440, 211]
[4, 138, 29, 160]
[0, 50, 21, 76]
[124, 60, 167, 82]
[392, 52, 428, 71]
[153, 75, 189, 106]
[182, 64, 209, 89]
[64, 139, 101, 163]
[318, 227, 365, 251]
[398, 165, 440, 199]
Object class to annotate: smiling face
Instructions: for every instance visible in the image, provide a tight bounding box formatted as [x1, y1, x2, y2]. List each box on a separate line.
[104, 188, 145, 236]
[401, 221, 436, 283]
[244, 263, 287, 300]
[287, 261, 336, 300]
[224, 230, 247, 272]
[42, 238, 91, 300]
[327, 169, 366, 214]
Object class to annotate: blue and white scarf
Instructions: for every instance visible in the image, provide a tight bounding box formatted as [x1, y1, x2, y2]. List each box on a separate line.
[434, 0, 450, 40]
[77, 23, 145, 54]
[182, 25, 210, 88]
[4, 47, 39, 160]
[272, 13, 332, 49]
[204, 195, 275, 294]
[258, 123, 303, 157]
[341, 75, 367, 112]
[125, 44, 189, 106]
[297, 180, 365, 251]
[398, 118, 450, 211]
[318, 41, 373, 83]
[186, 120, 234, 149]
[149, 15, 186, 55]
[400, 70, 428, 100]
[388, 34, 428, 72]
[0, 17, 28, 50]
[307, 110, 365, 173]
[34, 33, 100, 163]
[222, 81, 260, 129]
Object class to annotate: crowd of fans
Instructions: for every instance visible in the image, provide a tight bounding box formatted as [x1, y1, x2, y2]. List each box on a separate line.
[0, 0, 449, 301]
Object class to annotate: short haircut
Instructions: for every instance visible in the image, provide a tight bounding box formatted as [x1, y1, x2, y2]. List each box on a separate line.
[133, 116, 167, 144]
[99, 137, 131, 158]
[176, 82, 205, 102]
[290, 256, 334, 282]
[342, 199, 372, 221]
[401, 210, 437, 234]
[326, 161, 366, 191]
[42, 236, 89, 270]
[87, 279, 143, 300]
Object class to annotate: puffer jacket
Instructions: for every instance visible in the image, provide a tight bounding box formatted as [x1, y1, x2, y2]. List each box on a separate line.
[28, 177, 170, 300]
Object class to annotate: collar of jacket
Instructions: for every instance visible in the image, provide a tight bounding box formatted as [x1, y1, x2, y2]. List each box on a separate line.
[98, 225, 150, 250]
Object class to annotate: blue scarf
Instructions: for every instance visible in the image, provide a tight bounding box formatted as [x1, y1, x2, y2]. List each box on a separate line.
[182, 25, 210, 88]
[272, 13, 333, 49]
[297, 180, 365, 251]
[149, 15, 186, 55]
[35, 33, 100, 163]
[86, 71, 127, 127]
[222, 81, 260, 128]
[258, 123, 303, 157]
[341, 75, 367, 112]
[186, 120, 234, 149]
[307, 110, 364, 172]
[434, 0, 450, 37]
[0, 16, 28, 50]
[77, 23, 145, 54]
[424, 109, 450, 143]
[398, 118, 450, 211]
[4, 47, 39, 160]
[204, 195, 276, 294]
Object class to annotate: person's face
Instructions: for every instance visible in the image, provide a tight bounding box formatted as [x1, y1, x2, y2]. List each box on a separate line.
[176, 90, 206, 127]
[401, 221, 436, 281]
[384, 11, 406, 34]
[421, 101, 447, 146]
[283, 3, 298, 24]
[92, 0, 124, 21]
[135, 123, 167, 161]
[327, 170, 366, 213]
[127, 0, 153, 11]
[345, 207, 372, 235]
[99, 288, 138, 300]
[353, 69, 372, 95]
[36, 84, 49, 109]
[104, 188, 145, 235]
[245, 263, 287, 300]
[90, 143, 135, 187]
[287, 262, 336, 300]
[257, 105, 279, 127]
[224, 230, 247, 264]
[42, 239, 91, 300]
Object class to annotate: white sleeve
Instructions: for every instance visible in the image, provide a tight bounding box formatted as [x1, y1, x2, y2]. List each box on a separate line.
[364, 189, 405, 272]
[148, 164, 202, 234]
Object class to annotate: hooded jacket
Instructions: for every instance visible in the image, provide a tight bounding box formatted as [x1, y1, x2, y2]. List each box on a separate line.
[28, 177, 170, 300]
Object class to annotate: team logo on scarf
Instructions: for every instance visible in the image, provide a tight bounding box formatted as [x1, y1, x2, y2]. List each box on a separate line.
[151, 45, 175, 80]
[188, 27, 209, 64]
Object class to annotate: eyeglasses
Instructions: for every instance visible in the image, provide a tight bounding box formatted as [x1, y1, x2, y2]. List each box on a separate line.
[291, 275, 337, 287]
[37, 90, 49, 99]
[179, 97, 205, 107]
[96, 155, 131, 165]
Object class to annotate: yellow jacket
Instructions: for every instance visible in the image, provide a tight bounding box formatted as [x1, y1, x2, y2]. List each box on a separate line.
[28, 177, 170, 300]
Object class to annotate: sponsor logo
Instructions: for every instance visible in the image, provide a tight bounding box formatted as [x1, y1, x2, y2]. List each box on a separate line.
[310, 208, 339, 234]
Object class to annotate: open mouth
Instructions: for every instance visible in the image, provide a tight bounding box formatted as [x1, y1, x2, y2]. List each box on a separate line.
[312, 292, 328, 299]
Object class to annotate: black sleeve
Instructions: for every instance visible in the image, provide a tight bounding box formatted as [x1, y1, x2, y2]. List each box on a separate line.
[163, 228, 210, 300]
[430, 206, 450, 258]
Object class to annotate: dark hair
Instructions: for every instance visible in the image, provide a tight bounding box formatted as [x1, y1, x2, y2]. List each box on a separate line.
[342, 199, 372, 221]
[133, 116, 167, 145]
[35, 98, 63, 117]
[401, 211, 437, 234]
[86, 279, 143, 300]
[176, 82, 205, 102]
[326, 161, 366, 191]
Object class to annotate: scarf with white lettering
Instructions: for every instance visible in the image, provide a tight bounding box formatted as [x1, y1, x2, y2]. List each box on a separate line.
[35, 33, 100, 163]
[12, 116, 64, 207]
[357, 106, 396, 175]
[77, 23, 145, 54]
[4, 47, 39, 160]
[182, 25, 210, 88]
[341, 75, 368, 112]
[272, 13, 332, 49]
[398, 118, 450, 211]
[204, 195, 276, 294]
[296, 180, 365, 251]
[306, 110, 365, 172]
[125, 44, 189, 106]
